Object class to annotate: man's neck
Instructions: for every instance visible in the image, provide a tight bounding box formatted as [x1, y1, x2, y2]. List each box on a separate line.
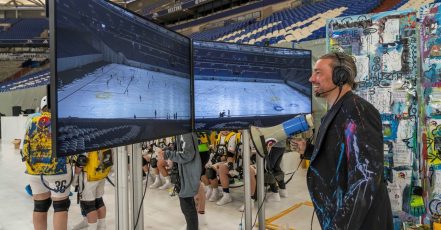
[326, 86, 351, 108]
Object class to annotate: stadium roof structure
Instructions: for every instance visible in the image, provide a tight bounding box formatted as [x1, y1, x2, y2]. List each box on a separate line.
[0, 0, 45, 7]
[0, 0, 135, 8]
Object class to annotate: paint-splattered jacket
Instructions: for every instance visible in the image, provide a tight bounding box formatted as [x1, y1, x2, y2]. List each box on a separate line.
[305, 91, 393, 230]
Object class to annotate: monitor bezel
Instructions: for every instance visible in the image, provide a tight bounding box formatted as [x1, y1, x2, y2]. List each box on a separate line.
[50, 0, 193, 155]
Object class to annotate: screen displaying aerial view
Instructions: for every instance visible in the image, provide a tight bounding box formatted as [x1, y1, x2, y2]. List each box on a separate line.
[54, 0, 191, 156]
[193, 40, 312, 130]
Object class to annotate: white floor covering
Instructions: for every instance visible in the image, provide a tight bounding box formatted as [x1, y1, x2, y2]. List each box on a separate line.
[0, 140, 321, 230]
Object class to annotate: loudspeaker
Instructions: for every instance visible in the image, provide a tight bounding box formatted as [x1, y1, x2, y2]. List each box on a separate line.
[250, 114, 313, 157]
[12, 106, 22, 116]
[332, 53, 350, 86]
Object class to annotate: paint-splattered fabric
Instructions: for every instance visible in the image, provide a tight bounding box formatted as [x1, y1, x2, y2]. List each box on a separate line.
[22, 111, 68, 175]
[306, 92, 393, 230]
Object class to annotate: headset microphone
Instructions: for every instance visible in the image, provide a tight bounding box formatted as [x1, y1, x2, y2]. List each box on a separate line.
[315, 86, 338, 97]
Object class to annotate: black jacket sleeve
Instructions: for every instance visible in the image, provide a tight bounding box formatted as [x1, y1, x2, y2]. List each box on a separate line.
[302, 142, 314, 160]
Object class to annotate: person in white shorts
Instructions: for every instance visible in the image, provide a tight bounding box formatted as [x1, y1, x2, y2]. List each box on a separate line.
[21, 96, 72, 230]
[72, 149, 112, 230]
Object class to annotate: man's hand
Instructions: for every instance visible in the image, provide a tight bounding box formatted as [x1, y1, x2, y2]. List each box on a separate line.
[290, 138, 307, 154]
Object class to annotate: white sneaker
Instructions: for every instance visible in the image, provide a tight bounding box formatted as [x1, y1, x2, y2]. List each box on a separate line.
[149, 179, 162, 188]
[279, 189, 288, 198]
[216, 193, 233, 205]
[208, 189, 220, 202]
[266, 192, 281, 202]
[205, 187, 213, 200]
[87, 222, 98, 230]
[72, 217, 88, 230]
[238, 200, 255, 212]
[159, 182, 173, 190]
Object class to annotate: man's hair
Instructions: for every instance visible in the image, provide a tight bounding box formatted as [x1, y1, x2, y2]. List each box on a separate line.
[319, 52, 358, 89]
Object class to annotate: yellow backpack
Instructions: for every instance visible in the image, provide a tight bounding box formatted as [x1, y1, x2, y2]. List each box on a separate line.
[84, 149, 113, 181]
[23, 111, 67, 175]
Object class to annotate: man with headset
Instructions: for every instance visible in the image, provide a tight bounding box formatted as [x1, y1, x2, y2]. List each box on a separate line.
[291, 52, 392, 230]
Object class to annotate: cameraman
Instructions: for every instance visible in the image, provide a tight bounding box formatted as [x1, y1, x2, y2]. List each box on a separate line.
[72, 149, 113, 230]
[161, 132, 201, 230]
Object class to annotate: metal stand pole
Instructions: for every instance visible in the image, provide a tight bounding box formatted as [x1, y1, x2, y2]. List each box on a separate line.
[131, 143, 144, 230]
[256, 145, 265, 230]
[243, 130, 252, 230]
[115, 146, 129, 230]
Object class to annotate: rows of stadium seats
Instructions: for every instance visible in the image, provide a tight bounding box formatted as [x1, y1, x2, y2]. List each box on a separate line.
[0, 68, 49, 93]
[289, 72, 311, 87]
[200, 0, 439, 46]
[0, 18, 48, 43]
[221, 0, 381, 45]
[190, 0, 384, 45]
[195, 66, 280, 79]
[57, 29, 100, 58]
[58, 124, 141, 153]
[193, 49, 309, 68]
[56, 0, 189, 74]
[394, 0, 435, 10]
[190, 18, 256, 41]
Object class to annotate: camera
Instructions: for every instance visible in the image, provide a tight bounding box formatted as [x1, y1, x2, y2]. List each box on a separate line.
[76, 154, 88, 167]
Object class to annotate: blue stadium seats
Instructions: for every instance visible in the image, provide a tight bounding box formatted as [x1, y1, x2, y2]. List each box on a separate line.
[0, 18, 48, 44]
[56, 0, 190, 74]
[190, 0, 386, 45]
[0, 68, 49, 93]
[190, 19, 256, 41]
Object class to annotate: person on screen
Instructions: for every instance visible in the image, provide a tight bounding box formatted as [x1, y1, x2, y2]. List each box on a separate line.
[290, 52, 393, 230]
[21, 96, 73, 230]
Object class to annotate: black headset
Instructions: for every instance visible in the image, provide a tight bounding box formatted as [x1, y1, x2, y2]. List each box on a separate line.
[332, 53, 350, 87]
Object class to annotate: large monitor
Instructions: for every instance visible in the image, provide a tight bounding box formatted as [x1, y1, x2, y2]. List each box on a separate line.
[193, 40, 311, 130]
[50, 0, 192, 156]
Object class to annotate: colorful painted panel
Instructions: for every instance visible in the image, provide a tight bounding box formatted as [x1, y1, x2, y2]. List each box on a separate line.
[326, 9, 419, 217]
[420, 2, 441, 218]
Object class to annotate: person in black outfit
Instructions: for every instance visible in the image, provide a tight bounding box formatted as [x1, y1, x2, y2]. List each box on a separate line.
[291, 52, 393, 230]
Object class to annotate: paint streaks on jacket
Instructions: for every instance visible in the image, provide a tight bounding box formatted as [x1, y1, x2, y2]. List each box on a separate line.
[306, 92, 393, 230]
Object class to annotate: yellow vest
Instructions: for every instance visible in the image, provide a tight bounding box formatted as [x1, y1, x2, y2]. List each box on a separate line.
[209, 131, 217, 145]
[197, 132, 210, 152]
[216, 132, 237, 146]
[84, 149, 112, 181]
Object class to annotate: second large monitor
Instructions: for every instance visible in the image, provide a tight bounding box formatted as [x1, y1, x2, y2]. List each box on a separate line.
[193, 40, 312, 130]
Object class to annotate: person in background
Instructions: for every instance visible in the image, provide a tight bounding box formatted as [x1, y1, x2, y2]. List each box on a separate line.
[162, 132, 201, 230]
[72, 149, 113, 230]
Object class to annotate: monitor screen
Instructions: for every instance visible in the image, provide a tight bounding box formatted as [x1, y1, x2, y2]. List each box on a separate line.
[193, 40, 311, 130]
[52, 0, 191, 156]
